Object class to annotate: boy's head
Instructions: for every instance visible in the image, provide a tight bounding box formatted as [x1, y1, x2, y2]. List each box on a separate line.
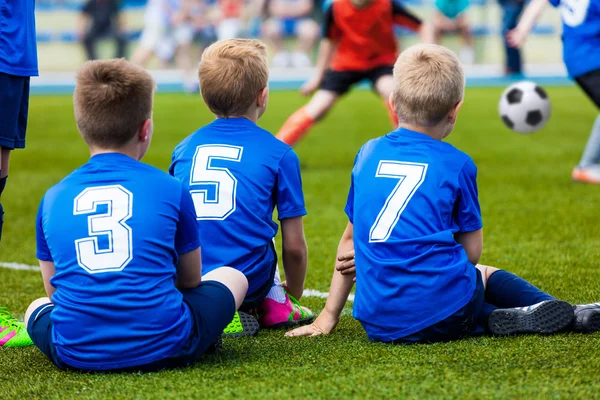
[198, 39, 269, 119]
[74, 59, 155, 158]
[391, 44, 465, 136]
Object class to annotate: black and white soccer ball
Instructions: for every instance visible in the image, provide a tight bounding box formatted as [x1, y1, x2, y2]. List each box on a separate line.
[498, 81, 551, 134]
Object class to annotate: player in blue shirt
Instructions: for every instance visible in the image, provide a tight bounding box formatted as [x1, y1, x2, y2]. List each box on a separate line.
[287, 44, 600, 342]
[508, 0, 600, 183]
[170, 39, 314, 332]
[20, 59, 248, 371]
[0, 0, 38, 241]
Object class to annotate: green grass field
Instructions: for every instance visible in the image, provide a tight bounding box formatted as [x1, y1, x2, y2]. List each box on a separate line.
[1, 87, 600, 399]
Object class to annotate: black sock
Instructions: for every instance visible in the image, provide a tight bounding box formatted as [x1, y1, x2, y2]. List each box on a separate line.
[0, 174, 6, 198]
[485, 270, 555, 308]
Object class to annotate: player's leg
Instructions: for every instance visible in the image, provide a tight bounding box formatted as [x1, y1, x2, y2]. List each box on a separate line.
[499, 0, 525, 76]
[114, 29, 128, 59]
[217, 18, 241, 41]
[262, 19, 289, 67]
[477, 265, 576, 335]
[572, 69, 600, 183]
[291, 19, 319, 68]
[173, 24, 198, 93]
[372, 69, 398, 128]
[455, 13, 475, 65]
[132, 20, 165, 66]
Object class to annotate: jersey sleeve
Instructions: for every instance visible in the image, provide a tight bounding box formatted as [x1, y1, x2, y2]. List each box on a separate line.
[36, 198, 53, 262]
[175, 184, 201, 255]
[391, 0, 422, 32]
[276, 149, 307, 220]
[343, 173, 355, 224]
[322, 0, 342, 40]
[548, 0, 560, 8]
[453, 158, 483, 233]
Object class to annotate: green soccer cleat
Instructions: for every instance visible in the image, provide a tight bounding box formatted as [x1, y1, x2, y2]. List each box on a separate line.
[0, 307, 33, 347]
[222, 311, 260, 338]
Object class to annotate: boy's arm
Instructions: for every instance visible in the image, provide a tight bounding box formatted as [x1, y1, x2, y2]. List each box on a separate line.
[39, 261, 56, 300]
[280, 216, 308, 300]
[286, 222, 355, 337]
[455, 229, 483, 266]
[300, 38, 337, 96]
[506, 0, 548, 48]
[176, 248, 202, 289]
[174, 184, 202, 289]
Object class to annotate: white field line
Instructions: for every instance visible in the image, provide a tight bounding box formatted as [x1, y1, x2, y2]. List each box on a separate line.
[0, 262, 354, 302]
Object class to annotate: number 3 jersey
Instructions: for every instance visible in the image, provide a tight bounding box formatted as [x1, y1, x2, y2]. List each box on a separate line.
[346, 128, 482, 342]
[169, 118, 307, 296]
[36, 153, 200, 370]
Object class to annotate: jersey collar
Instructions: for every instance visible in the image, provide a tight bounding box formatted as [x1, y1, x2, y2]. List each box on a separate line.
[388, 127, 436, 141]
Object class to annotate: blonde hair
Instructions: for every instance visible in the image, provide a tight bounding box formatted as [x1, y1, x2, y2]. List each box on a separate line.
[393, 44, 465, 127]
[198, 39, 269, 118]
[74, 59, 155, 148]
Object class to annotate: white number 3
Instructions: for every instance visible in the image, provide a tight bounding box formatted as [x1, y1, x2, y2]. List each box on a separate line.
[369, 161, 428, 243]
[74, 185, 133, 274]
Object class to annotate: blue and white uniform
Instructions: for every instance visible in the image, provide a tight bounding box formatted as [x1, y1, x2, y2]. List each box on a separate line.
[346, 127, 482, 342]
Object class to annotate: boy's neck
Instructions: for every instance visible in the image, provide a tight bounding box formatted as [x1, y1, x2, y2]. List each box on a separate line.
[90, 145, 140, 161]
[398, 122, 449, 141]
[217, 106, 261, 124]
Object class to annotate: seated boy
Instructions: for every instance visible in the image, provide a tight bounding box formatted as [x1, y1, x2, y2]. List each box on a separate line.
[170, 39, 313, 330]
[287, 44, 600, 343]
[431, 0, 475, 64]
[21, 59, 248, 370]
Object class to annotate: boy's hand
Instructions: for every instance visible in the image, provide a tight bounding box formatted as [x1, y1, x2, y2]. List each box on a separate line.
[506, 28, 527, 48]
[285, 309, 338, 337]
[300, 76, 322, 96]
[335, 249, 355, 275]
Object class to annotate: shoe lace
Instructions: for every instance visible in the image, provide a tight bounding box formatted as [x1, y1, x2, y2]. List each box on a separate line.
[0, 307, 22, 330]
[286, 293, 310, 318]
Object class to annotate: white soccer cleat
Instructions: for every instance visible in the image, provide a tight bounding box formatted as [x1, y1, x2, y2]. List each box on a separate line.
[272, 51, 291, 68]
[572, 165, 600, 184]
[291, 51, 312, 68]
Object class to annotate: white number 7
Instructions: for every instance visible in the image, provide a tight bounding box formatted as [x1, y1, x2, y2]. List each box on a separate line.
[369, 161, 428, 243]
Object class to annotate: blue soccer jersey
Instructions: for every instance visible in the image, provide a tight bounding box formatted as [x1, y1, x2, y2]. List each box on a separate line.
[170, 118, 307, 296]
[345, 128, 482, 342]
[549, 0, 600, 78]
[36, 153, 200, 370]
[0, 0, 38, 76]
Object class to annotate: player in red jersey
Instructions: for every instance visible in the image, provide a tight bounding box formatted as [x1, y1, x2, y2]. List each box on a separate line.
[276, 0, 432, 146]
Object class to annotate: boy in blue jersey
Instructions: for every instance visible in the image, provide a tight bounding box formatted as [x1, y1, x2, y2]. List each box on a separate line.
[287, 44, 600, 343]
[21, 59, 248, 371]
[170, 39, 314, 330]
[508, 0, 600, 184]
[0, 0, 38, 241]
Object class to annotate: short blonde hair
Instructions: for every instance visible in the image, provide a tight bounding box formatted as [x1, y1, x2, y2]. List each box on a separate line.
[393, 44, 465, 127]
[74, 59, 155, 148]
[198, 39, 269, 117]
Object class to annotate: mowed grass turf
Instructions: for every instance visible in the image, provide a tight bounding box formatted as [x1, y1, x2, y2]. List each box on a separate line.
[1, 87, 600, 399]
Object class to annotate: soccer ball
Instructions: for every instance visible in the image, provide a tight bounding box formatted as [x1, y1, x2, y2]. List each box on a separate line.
[498, 81, 551, 134]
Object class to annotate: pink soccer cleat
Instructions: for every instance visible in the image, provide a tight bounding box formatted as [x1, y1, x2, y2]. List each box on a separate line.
[258, 293, 314, 329]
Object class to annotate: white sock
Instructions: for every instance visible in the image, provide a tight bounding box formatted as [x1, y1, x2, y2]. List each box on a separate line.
[578, 115, 600, 168]
[265, 266, 287, 304]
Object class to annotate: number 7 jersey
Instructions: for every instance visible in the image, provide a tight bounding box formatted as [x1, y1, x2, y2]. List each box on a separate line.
[346, 127, 482, 342]
[169, 118, 307, 296]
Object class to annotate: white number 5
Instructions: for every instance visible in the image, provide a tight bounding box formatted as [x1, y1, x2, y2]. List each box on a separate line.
[560, 0, 590, 27]
[74, 185, 133, 274]
[369, 161, 428, 243]
[190, 144, 243, 220]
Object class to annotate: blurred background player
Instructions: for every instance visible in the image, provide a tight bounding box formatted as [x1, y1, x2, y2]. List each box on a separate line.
[508, 0, 600, 183]
[0, 0, 38, 242]
[261, 0, 320, 67]
[210, 0, 246, 40]
[131, 0, 169, 65]
[431, 0, 475, 64]
[276, 0, 430, 147]
[498, 0, 525, 76]
[77, 0, 128, 60]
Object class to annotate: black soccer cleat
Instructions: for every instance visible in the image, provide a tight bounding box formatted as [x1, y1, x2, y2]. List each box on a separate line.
[205, 337, 223, 354]
[222, 311, 260, 338]
[571, 303, 600, 333]
[488, 300, 574, 336]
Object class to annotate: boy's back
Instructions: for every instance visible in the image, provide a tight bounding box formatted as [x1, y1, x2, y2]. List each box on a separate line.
[170, 118, 306, 296]
[347, 128, 481, 341]
[38, 154, 196, 369]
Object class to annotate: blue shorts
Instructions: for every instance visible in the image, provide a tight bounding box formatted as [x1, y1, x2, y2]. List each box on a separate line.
[393, 268, 487, 344]
[0, 72, 30, 150]
[281, 18, 305, 37]
[26, 281, 236, 372]
[435, 0, 470, 19]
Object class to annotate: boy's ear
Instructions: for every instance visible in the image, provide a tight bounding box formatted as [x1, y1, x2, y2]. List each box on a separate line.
[138, 118, 153, 142]
[448, 100, 464, 124]
[258, 87, 269, 108]
[388, 93, 395, 114]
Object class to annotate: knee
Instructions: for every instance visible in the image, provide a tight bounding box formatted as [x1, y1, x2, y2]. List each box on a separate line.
[262, 20, 281, 39]
[25, 297, 51, 329]
[479, 264, 500, 282]
[297, 20, 319, 41]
